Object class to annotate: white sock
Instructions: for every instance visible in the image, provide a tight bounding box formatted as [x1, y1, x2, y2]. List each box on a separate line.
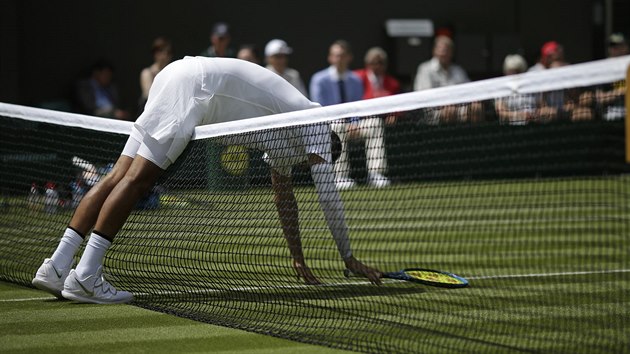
[50, 228, 84, 269]
[74, 232, 111, 279]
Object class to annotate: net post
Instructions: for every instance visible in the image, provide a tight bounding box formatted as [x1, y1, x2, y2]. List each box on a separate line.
[626, 64, 630, 163]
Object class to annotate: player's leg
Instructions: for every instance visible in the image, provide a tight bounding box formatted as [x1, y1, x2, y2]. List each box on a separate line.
[94, 156, 163, 238]
[32, 136, 138, 298]
[62, 124, 185, 304]
[62, 156, 163, 304]
[67, 156, 134, 236]
[61, 58, 201, 303]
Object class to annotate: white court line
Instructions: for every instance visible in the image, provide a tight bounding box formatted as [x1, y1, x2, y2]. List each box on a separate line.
[134, 280, 385, 297]
[135, 268, 630, 297]
[0, 296, 56, 302]
[4, 269, 629, 302]
[468, 269, 630, 280]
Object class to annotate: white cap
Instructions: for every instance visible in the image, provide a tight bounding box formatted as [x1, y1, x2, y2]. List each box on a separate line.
[503, 54, 527, 74]
[265, 39, 293, 57]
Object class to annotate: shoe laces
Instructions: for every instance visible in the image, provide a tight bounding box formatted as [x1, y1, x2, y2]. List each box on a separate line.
[92, 269, 116, 295]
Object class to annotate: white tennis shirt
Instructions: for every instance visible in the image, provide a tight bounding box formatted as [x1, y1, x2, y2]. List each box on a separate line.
[135, 56, 329, 174]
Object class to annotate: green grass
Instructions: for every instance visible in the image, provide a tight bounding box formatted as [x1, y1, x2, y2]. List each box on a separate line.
[0, 281, 350, 354]
[1, 176, 629, 353]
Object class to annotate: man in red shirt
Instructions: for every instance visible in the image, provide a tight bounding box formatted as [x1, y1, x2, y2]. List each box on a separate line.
[354, 47, 401, 101]
[354, 47, 401, 127]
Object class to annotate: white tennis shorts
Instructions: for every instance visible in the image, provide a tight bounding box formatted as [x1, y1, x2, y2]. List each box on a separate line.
[121, 126, 174, 169]
[128, 57, 325, 171]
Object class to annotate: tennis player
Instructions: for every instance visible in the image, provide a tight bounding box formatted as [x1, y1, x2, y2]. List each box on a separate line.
[32, 56, 382, 304]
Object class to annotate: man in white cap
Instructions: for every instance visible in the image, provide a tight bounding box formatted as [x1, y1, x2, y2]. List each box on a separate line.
[265, 39, 308, 96]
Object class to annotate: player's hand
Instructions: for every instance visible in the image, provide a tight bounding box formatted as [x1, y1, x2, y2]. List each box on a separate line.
[344, 256, 382, 285]
[292, 259, 321, 285]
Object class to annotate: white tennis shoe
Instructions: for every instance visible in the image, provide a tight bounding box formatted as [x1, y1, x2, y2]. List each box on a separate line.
[335, 178, 356, 190]
[368, 172, 391, 188]
[32, 258, 71, 299]
[62, 266, 133, 304]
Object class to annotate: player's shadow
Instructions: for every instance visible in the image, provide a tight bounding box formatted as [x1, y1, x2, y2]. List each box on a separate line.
[134, 282, 425, 304]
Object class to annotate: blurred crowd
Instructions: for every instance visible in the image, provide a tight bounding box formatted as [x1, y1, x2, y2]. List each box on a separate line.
[70, 23, 628, 127]
[66, 22, 628, 189]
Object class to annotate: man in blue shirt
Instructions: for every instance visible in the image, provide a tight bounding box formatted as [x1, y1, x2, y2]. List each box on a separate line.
[75, 60, 130, 120]
[310, 40, 390, 190]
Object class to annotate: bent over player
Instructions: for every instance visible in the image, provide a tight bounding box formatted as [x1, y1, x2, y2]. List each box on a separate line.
[32, 57, 382, 304]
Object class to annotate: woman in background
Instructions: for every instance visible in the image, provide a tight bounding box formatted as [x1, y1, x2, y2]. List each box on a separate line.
[138, 37, 173, 114]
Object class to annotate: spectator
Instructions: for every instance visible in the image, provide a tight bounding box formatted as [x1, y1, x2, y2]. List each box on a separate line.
[355, 47, 401, 99]
[549, 60, 594, 122]
[264, 39, 307, 96]
[75, 59, 130, 120]
[310, 40, 390, 190]
[237, 44, 262, 65]
[353, 46, 401, 125]
[494, 54, 556, 124]
[502, 54, 528, 75]
[607, 32, 629, 58]
[414, 35, 470, 90]
[596, 33, 628, 121]
[526, 41, 567, 118]
[200, 22, 235, 58]
[529, 41, 564, 72]
[138, 37, 173, 114]
[413, 35, 481, 124]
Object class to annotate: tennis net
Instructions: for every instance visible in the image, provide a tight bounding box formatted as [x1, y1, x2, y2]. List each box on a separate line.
[1, 55, 629, 353]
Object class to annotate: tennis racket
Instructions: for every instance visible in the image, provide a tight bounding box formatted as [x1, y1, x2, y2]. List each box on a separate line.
[344, 268, 469, 288]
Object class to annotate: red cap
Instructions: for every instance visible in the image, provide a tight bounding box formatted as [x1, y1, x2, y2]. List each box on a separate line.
[435, 27, 453, 39]
[541, 41, 559, 58]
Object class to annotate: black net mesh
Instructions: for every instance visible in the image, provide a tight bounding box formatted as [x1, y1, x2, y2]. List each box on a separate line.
[1, 61, 629, 353]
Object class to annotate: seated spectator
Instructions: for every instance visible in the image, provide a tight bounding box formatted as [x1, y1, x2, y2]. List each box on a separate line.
[237, 44, 262, 65]
[138, 37, 173, 114]
[355, 47, 401, 99]
[549, 60, 593, 122]
[527, 41, 572, 120]
[607, 32, 629, 57]
[529, 41, 564, 72]
[596, 33, 628, 121]
[495, 54, 556, 125]
[413, 35, 481, 124]
[75, 59, 130, 120]
[264, 39, 307, 96]
[200, 22, 235, 58]
[310, 40, 390, 189]
[353, 47, 401, 125]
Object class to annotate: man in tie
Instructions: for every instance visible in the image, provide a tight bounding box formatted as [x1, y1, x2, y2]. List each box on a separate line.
[310, 40, 391, 190]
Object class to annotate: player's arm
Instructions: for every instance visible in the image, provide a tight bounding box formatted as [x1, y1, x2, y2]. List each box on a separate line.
[308, 154, 382, 285]
[270, 169, 321, 285]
